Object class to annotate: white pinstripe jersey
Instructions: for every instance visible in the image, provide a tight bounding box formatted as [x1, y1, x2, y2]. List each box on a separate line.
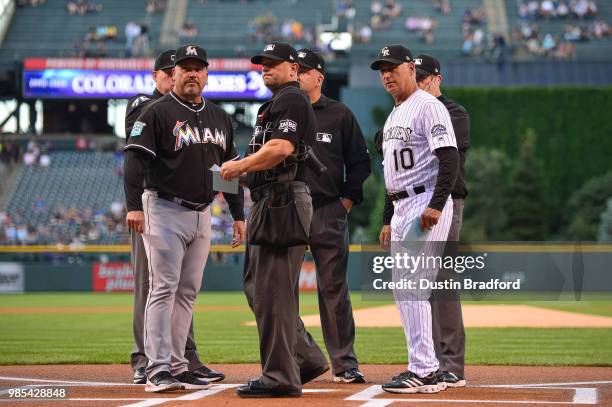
[382, 89, 457, 193]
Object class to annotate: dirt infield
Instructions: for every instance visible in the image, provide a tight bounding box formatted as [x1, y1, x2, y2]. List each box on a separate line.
[1, 364, 611, 406]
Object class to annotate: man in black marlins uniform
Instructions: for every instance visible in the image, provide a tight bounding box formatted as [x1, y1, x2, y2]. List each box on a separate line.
[296, 48, 371, 384]
[124, 44, 245, 393]
[220, 42, 328, 398]
[125, 50, 227, 385]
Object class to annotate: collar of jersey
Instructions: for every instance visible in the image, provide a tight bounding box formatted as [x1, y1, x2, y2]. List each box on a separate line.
[273, 81, 300, 96]
[313, 94, 331, 109]
[170, 91, 205, 112]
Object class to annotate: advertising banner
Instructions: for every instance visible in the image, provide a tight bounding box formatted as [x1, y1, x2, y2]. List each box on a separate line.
[0, 263, 24, 293]
[92, 262, 134, 292]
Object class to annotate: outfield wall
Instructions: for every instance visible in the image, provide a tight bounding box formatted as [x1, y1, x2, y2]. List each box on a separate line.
[1, 244, 611, 299]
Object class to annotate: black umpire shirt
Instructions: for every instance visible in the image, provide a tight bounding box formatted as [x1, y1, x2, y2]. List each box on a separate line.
[124, 91, 244, 217]
[438, 95, 470, 200]
[246, 81, 316, 190]
[125, 88, 164, 138]
[303, 95, 371, 204]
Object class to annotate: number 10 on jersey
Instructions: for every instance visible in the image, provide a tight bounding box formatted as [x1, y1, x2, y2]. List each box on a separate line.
[393, 147, 414, 171]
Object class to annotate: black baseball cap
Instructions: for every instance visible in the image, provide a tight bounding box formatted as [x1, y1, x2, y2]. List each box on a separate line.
[370, 44, 413, 70]
[297, 48, 325, 74]
[251, 42, 298, 64]
[153, 49, 175, 71]
[414, 54, 441, 76]
[173, 44, 208, 67]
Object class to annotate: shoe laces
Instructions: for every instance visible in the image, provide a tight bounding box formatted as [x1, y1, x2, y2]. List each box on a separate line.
[345, 368, 361, 377]
[393, 371, 413, 382]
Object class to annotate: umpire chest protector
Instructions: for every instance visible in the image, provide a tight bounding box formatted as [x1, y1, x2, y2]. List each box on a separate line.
[125, 91, 238, 204]
[245, 81, 317, 191]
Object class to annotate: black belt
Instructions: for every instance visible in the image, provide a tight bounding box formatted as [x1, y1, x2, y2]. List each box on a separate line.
[156, 192, 210, 211]
[250, 182, 310, 203]
[387, 185, 426, 202]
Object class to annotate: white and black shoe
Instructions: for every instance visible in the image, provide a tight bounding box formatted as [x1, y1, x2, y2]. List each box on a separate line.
[133, 367, 146, 384]
[333, 368, 366, 383]
[191, 365, 225, 383]
[382, 371, 442, 394]
[174, 371, 213, 390]
[145, 371, 182, 393]
[436, 371, 466, 388]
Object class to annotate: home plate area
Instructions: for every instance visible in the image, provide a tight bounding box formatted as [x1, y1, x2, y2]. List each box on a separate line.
[1, 365, 611, 406]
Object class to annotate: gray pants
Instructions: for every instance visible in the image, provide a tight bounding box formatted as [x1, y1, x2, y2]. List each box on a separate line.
[130, 230, 203, 371]
[141, 191, 211, 378]
[243, 189, 327, 393]
[430, 198, 466, 376]
[309, 199, 358, 374]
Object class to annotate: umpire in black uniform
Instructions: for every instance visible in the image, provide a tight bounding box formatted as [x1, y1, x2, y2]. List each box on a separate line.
[220, 42, 328, 398]
[296, 48, 370, 383]
[124, 48, 231, 386]
[415, 54, 469, 388]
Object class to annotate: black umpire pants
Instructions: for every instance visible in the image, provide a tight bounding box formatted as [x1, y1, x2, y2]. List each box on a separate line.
[307, 199, 359, 374]
[429, 198, 466, 376]
[129, 229, 203, 371]
[243, 188, 327, 393]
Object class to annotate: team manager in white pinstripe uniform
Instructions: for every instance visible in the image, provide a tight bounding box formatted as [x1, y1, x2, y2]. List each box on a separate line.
[371, 44, 459, 394]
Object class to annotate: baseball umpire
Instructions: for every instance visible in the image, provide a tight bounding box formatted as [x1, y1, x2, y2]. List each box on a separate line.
[124, 50, 226, 386]
[124, 44, 245, 393]
[220, 42, 328, 398]
[415, 54, 469, 388]
[296, 48, 370, 383]
[371, 45, 459, 394]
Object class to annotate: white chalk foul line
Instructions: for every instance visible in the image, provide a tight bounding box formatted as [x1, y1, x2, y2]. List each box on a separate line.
[0, 376, 140, 387]
[344, 384, 599, 406]
[480, 380, 612, 388]
[120, 384, 239, 407]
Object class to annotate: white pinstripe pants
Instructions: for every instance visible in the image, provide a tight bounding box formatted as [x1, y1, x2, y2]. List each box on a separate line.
[390, 192, 453, 377]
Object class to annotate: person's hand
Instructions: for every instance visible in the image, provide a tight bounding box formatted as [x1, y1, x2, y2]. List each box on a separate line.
[420, 207, 441, 231]
[379, 224, 391, 250]
[126, 211, 145, 234]
[231, 220, 246, 248]
[340, 198, 353, 213]
[220, 160, 244, 181]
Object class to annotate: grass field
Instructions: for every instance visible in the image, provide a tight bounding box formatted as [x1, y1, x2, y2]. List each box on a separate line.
[1, 292, 612, 366]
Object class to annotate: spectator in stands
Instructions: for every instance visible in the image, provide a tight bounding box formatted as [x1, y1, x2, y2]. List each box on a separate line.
[355, 24, 372, 43]
[146, 0, 166, 14]
[179, 20, 198, 40]
[125, 21, 141, 56]
[17, 0, 46, 7]
[433, 0, 451, 15]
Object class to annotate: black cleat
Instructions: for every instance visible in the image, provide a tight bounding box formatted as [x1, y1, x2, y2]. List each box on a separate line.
[236, 379, 302, 398]
[191, 365, 225, 383]
[334, 367, 366, 383]
[133, 367, 146, 384]
[173, 371, 213, 390]
[145, 371, 182, 393]
[382, 370, 442, 394]
[436, 370, 466, 388]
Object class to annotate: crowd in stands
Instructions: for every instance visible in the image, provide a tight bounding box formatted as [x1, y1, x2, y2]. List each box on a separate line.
[514, 0, 608, 59]
[0, 141, 22, 168]
[145, 0, 166, 14]
[461, 8, 491, 57]
[124, 21, 151, 57]
[0, 192, 252, 246]
[518, 0, 599, 20]
[66, 0, 102, 15]
[16, 0, 46, 7]
[0, 204, 128, 246]
[247, 12, 315, 47]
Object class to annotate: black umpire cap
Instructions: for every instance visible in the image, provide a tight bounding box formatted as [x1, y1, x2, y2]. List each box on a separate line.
[153, 49, 175, 71]
[414, 54, 441, 76]
[251, 42, 298, 64]
[297, 48, 326, 74]
[370, 44, 413, 70]
[174, 44, 209, 67]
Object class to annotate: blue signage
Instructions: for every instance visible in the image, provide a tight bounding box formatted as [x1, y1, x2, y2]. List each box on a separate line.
[23, 69, 272, 100]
